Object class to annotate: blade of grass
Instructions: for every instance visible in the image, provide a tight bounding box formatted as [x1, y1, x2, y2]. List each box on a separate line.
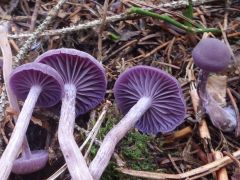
[129, 7, 221, 34]
[108, 32, 121, 41]
[183, 0, 193, 27]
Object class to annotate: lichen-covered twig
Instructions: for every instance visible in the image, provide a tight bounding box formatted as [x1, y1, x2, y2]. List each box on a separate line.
[123, 0, 218, 9]
[8, 13, 135, 39]
[153, 0, 218, 9]
[0, 87, 7, 122]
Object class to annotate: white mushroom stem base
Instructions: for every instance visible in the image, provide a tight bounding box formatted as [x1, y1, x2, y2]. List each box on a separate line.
[58, 84, 93, 180]
[0, 86, 42, 180]
[89, 96, 152, 180]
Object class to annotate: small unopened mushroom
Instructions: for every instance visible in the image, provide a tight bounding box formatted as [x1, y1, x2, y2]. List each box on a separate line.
[35, 48, 106, 180]
[0, 63, 64, 179]
[192, 38, 235, 132]
[89, 65, 186, 179]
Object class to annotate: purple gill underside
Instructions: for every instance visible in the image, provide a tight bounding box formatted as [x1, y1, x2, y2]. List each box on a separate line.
[114, 65, 186, 134]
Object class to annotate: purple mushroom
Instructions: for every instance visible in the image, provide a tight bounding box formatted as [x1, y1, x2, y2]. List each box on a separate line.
[35, 48, 106, 179]
[0, 24, 49, 177]
[192, 38, 236, 132]
[89, 65, 186, 179]
[0, 63, 64, 179]
[12, 146, 48, 174]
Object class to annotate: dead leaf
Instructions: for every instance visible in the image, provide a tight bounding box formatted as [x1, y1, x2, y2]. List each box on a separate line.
[206, 75, 227, 106]
[31, 116, 43, 127]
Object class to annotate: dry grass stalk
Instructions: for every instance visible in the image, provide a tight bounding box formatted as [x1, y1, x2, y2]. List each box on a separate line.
[213, 151, 229, 180]
[117, 149, 240, 179]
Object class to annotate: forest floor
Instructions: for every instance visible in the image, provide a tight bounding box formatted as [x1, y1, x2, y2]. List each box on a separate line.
[0, 0, 240, 179]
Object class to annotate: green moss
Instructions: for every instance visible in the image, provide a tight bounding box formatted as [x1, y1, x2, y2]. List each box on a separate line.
[90, 144, 98, 157]
[119, 131, 156, 171]
[89, 117, 116, 158]
[90, 115, 123, 179]
[98, 118, 116, 140]
[101, 161, 123, 180]
[90, 111, 158, 178]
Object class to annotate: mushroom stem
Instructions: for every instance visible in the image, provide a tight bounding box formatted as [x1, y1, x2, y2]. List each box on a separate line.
[21, 138, 32, 159]
[0, 85, 41, 179]
[197, 69, 209, 103]
[204, 94, 236, 132]
[0, 23, 18, 110]
[58, 84, 93, 180]
[89, 96, 152, 180]
[197, 70, 236, 132]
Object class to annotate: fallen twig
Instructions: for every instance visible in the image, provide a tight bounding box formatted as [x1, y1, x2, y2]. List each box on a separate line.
[117, 149, 240, 179]
[123, 0, 219, 9]
[213, 151, 229, 180]
[8, 13, 136, 39]
[29, 0, 41, 32]
[7, 0, 220, 40]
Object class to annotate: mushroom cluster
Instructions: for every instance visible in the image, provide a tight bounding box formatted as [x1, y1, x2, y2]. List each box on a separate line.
[192, 38, 236, 133]
[0, 48, 107, 180]
[0, 48, 188, 180]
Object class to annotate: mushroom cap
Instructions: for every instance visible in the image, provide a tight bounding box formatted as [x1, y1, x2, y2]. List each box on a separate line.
[35, 48, 107, 115]
[114, 66, 186, 134]
[192, 38, 231, 72]
[9, 63, 64, 107]
[12, 150, 48, 174]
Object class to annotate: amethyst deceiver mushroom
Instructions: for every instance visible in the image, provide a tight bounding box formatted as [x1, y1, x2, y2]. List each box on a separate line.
[192, 38, 236, 132]
[0, 23, 49, 176]
[89, 65, 186, 179]
[0, 63, 63, 179]
[35, 48, 106, 180]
